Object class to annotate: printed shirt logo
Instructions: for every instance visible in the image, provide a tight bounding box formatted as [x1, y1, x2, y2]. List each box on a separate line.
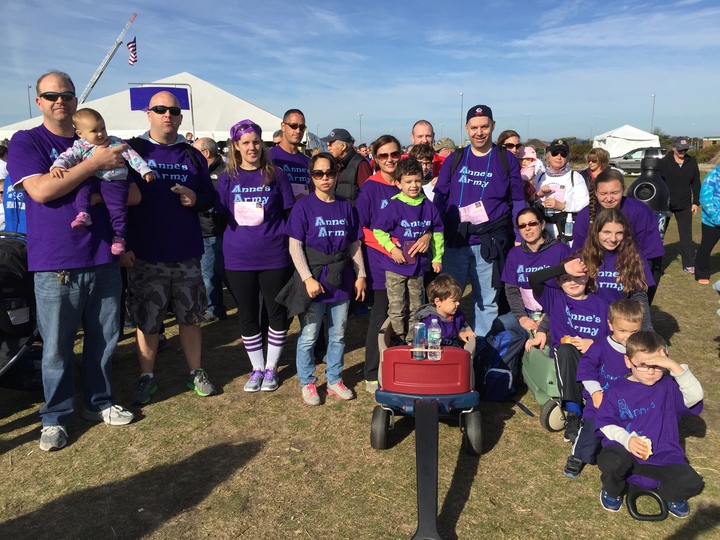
[565, 306, 601, 337]
[232, 184, 270, 205]
[314, 216, 348, 238]
[147, 159, 190, 183]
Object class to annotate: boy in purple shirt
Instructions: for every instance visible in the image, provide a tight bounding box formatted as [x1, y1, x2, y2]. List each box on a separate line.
[413, 274, 475, 346]
[374, 158, 444, 344]
[595, 331, 704, 517]
[51, 108, 154, 255]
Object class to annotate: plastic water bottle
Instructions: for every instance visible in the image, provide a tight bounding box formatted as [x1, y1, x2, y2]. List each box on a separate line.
[412, 322, 426, 360]
[427, 318, 442, 361]
[564, 213, 574, 239]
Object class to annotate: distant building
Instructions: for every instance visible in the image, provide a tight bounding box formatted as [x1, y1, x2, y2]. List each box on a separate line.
[702, 137, 720, 148]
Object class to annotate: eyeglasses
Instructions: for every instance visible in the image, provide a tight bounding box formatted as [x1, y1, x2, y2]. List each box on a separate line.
[149, 105, 182, 116]
[629, 359, 661, 372]
[418, 160, 433, 167]
[39, 92, 76, 102]
[504, 143, 523, 150]
[376, 151, 401, 161]
[551, 150, 568, 158]
[284, 122, 307, 131]
[310, 169, 338, 180]
[517, 220, 540, 230]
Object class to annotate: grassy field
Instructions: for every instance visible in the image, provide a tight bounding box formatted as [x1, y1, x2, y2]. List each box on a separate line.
[1, 215, 719, 539]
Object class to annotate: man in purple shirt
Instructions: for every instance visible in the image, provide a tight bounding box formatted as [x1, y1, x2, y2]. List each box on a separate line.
[433, 105, 526, 337]
[122, 91, 218, 406]
[269, 109, 311, 199]
[7, 71, 135, 451]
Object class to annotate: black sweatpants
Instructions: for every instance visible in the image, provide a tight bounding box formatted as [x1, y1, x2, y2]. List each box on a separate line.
[554, 343, 583, 405]
[597, 445, 703, 501]
[226, 267, 292, 336]
[670, 206, 696, 268]
[694, 223, 720, 280]
[363, 288, 389, 382]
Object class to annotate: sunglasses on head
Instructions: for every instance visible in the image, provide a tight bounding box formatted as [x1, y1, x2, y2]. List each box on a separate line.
[517, 220, 540, 230]
[311, 169, 338, 180]
[39, 92, 76, 102]
[149, 105, 182, 116]
[376, 151, 401, 161]
[284, 122, 307, 131]
[551, 150, 568, 158]
[504, 143, 523, 150]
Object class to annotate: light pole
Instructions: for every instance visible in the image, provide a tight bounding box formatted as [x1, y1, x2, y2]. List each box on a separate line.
[526, 113, 531, 141]
[27, 85, 33, 119]
[650, 94, 656, 133]
[358, 113, 363, 144]
[459, 92, 464, 146]
[315, 123, 319, 135]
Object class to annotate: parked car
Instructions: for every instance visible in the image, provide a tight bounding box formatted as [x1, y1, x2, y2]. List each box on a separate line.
[609, 147, 666, 174]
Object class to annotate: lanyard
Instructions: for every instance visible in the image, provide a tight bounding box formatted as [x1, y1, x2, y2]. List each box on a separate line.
[458, 146, 493, 207]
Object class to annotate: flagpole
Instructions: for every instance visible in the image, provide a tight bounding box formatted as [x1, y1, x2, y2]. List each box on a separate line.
[78, 13, 137, 104]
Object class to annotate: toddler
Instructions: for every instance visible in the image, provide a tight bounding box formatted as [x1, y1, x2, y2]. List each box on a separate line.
[414, 274, 475, 346]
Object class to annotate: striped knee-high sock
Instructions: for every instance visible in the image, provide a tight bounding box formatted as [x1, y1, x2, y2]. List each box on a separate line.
[241, 333, 265, 371]
[266, 328, 288, 370]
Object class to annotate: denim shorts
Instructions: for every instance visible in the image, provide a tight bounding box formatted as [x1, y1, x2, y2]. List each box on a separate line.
[126, 257, 207, 333]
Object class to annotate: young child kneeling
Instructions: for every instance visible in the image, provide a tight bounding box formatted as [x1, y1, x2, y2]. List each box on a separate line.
[413, 274, 475, 346]
[374, 158, 444, 344]
[595, 331, 704, 517]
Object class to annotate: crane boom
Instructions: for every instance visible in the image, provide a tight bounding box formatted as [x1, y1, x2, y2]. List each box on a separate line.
[78, 13, 137, 104]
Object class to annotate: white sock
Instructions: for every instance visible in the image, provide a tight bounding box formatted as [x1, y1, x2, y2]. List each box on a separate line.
[266, 327, 287, 370]
[242, 333, 265, 371]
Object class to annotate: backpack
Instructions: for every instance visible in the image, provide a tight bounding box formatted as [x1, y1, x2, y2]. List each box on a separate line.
[449, 144, 511, 181]
[474, 322, 526, 402]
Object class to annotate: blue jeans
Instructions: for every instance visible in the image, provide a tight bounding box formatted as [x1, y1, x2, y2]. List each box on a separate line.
[443, 245, 498, 337]
[296, 300, 349, 386]
[35, 262, 121, 426]
[201, 235, 228, 316]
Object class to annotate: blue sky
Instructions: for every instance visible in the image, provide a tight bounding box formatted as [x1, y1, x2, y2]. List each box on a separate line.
[2, 0, 719, 145]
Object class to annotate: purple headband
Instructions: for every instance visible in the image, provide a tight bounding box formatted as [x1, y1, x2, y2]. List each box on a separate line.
[230, 119, 262, 141]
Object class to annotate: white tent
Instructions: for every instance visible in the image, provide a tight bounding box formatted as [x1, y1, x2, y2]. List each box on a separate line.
[0, 72, 283, 143]
[592, 124, 660, 157]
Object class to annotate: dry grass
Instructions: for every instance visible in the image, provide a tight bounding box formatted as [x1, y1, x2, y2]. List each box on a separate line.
[1, 216, 719, 539]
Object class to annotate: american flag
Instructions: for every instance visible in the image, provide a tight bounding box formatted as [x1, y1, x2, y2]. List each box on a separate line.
[127, 37, 137, 66]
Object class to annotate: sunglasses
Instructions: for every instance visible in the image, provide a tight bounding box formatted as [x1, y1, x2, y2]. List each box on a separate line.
[376, 151, 402, 161]
[504, 143, 523, 150]
[149, 105, 182, 116]
[39, 92, 76, 102]
[676, 148, 688, 153]
[517, 220, 540, 230]
[311, 169, 338, 180]
[551, 150, 568, 158]
[587, 158, 598, 163]
[284, 122, 307, 131]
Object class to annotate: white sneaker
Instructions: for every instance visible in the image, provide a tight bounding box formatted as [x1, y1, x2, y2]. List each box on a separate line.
[83, 405, 134, 426]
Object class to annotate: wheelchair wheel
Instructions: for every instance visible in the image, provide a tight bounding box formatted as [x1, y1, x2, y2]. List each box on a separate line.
[462, 409, 483, 456]
[540, 399, 565, 432]
[370, 406, 389, 450]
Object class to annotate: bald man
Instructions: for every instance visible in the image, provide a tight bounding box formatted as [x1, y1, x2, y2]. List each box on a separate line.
[123, 91, 218, 405]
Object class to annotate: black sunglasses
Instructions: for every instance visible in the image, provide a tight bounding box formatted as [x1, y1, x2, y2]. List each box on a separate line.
[310, 169, 338, 180]
[551, 150, 568, 158]
[504, 143, 523, 150]
[517, 220, 540, 230]
[149, 105, 182, 116]
[39, 92, 76, 102]
[284, 122, 307, 131]
[376, 151, 402, 160]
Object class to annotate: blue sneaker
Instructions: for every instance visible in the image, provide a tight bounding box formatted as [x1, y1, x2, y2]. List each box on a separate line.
[600, 488, 622, 512]
[243, 369, 264, 392]
[666, 500, 690, 518]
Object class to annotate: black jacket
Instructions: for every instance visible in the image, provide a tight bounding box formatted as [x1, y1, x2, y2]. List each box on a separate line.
[199, 156, 228, 237]
[659, 152, 700, 210]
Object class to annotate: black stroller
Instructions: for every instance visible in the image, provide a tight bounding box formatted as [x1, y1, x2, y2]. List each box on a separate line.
[0, 232, 41, 391]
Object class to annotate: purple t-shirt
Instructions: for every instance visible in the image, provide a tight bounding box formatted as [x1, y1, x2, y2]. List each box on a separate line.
[576, 337, 629, 420]
[374, 196, 444, 278]
[573, 197, 665, 259]
[7, 124, 115, 271]
[596, 373, 703, 466]
[536, 286, 609, 353]
[217, 166, 295, 271]
[269, 146, 311, 198]
[416, 306, 469, 346]
[355, 176, 401, 290]
[593, 250, 655, 304]
[126, 140, 213, 262]
[433, 145, 526, 246]
[502, 242, 571, 290]
[285, 193, 361, 303]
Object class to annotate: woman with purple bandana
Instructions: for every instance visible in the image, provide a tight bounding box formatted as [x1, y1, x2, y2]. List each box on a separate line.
[217, 119, 295, 392]
[284, 152, 366, 405]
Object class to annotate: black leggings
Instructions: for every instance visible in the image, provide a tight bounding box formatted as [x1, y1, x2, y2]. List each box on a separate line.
[226, 267, 292, 336]
[364, 288, 389, 381]
[554, 343, 583, 405]
[695, 224, 720, 280]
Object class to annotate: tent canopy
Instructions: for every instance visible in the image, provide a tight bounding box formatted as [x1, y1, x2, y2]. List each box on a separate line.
[592, 124, 660, 158]
[0, 72, 283, 143]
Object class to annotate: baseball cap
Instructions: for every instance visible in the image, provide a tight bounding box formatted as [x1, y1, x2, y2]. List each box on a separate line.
[433, 137, 456, 151]
[466, 105, 493, 123]
[321, 128, 354, 144]
[673, 136, 690, 150]
[547, 139, 570, 153]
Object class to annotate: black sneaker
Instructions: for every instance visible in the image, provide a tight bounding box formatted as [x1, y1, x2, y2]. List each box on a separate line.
[563, 412, 580, 443]
[563, 455, 585, 478]
[133, 374, 158, 404]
